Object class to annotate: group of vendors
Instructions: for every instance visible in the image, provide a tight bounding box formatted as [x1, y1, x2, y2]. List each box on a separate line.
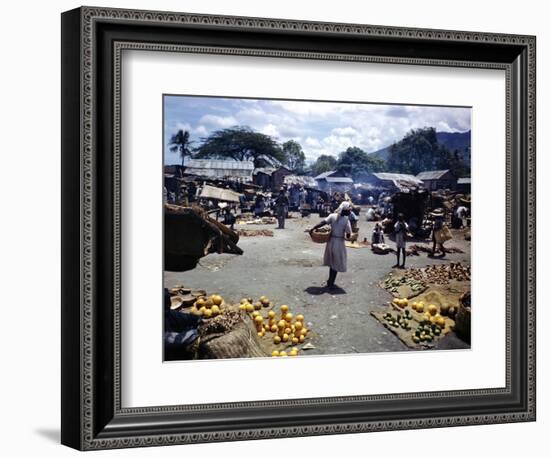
[308, 202, 456, 289]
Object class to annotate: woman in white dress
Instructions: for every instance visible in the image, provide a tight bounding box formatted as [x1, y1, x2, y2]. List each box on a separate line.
[310, 201, 352, 288]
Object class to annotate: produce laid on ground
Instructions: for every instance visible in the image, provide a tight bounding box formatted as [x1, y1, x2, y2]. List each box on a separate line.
[382, 262, 470, 299]
[239, 298, 310, 357]
[405, 262, 471, 286]
[168, 286, 311, 358]
[372, 295, 456, 348]
[407, 244, 465, 256]
[189, 294, 226, 318]
[382, 273, 426, 298]
[237, 215, 277, 225]
[236, 229, 274, 237]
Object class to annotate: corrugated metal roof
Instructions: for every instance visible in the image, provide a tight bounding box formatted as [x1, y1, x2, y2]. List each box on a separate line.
[314, 170, 337, 180]
[199, 185, 242, 203]
[184, 158, 255, 170]
[372, 172, 423, 184]
[253, 167, 276, 176]
[457, 177, 471, 184]
[416, 169, 451, 180]
[325, 176, 354, 183]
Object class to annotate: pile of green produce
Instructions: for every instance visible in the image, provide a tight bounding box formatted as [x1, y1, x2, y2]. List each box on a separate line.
[383, 274, 425, 294]
[383, 309, 413, 330]
[411, 318, 446, 343]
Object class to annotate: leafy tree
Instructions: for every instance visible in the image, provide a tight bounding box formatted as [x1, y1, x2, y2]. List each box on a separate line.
[194, 126, 285, 167]
[282, 140, 306, 173]
[386, 127, 466, 176]
[336, 147, 386, 178]
[169, 129, 193, 167]
[311, 154, 338, 176]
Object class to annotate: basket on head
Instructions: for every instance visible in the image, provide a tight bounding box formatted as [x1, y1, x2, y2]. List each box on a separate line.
[310, 229, 331, 244]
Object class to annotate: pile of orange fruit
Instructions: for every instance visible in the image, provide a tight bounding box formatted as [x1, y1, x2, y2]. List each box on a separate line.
[239, 297, 309, 357]
[190, 294, 225, 318]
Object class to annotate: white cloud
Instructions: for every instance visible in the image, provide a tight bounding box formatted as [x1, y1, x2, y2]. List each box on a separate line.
[166, 96, 471, 163]
[331, 127, 357, 137]
[305, 137, 321, 148]
[194, 125, 208, 136]
[199, 114, 238, 128]
[260, 124, 280, 137]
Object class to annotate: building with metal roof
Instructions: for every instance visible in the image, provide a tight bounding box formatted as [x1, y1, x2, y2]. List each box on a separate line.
[325, 176, 354, 184]
[415, 169, 456, 190]
[314, 170, 337, 180]
[416, 169, 451, 180]
[456, 177, 471, 193]
[183, 158, 254, 181]
[369, 172, 423, 188]
[315, 173, 354, 193]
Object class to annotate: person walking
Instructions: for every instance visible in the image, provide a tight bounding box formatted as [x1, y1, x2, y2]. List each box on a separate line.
[309, 201, 352, 288]
[393, 213, 409, 269]
[275, 187, 289, 229]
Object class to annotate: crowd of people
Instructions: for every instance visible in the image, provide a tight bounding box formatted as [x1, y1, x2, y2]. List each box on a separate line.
[165, 175, 469, 291]
[305, 197, 469, 290]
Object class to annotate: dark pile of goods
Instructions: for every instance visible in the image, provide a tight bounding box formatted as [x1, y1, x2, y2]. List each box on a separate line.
[399, 262, 470, 286]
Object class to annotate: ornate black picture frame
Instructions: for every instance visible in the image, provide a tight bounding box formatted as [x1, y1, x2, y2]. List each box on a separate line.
[61, 6, 536, 450]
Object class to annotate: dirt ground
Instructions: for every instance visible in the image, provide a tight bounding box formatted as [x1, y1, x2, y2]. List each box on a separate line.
[165, 207, 471, 356]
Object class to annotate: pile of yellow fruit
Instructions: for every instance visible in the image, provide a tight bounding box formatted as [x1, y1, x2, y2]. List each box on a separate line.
[410, 300, 425, 313]
[392, 297, 409, 309]
[411, 301, 446, 327]
[190, 294, 225, 318]
[238, 295, 271, 314]
[239, 298, 308, 356]
[271, 347, 299, 357]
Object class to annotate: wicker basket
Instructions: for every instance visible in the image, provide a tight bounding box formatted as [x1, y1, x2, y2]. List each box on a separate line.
[310, 229, 331, 244]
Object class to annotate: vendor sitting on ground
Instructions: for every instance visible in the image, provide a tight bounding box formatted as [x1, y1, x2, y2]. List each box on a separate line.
[393, 213, 409, 269]
[309, 201, 352, 289]
[429, 208, 452, 257]
[164, 289, 201, 361]
[222, 206, 236, 230]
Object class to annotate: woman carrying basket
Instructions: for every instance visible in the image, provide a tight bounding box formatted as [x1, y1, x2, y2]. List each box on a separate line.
[309, 201, 352, 289]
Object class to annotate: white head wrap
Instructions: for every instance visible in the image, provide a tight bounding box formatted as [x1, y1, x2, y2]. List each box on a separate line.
[336, 201, 352, 214]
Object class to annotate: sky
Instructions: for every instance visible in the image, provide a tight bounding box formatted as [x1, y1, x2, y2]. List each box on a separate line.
[164, 95, 471, 165]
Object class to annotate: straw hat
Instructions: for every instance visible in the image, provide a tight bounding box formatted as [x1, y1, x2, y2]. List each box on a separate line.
[429, 208, 445, 217]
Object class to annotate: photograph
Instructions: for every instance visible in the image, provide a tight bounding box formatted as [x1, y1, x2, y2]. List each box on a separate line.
[163, 95, 473, 361]
[55, 3, 537, 451]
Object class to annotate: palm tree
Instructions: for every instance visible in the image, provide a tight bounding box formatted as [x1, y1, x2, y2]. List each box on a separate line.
[169, 129, 193, 167]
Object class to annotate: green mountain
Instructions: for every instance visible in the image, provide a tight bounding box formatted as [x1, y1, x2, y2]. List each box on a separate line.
[371, 130, 471, 165]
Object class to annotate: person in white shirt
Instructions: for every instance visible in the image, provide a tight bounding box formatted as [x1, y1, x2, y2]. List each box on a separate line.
[393, 213, 409, 269]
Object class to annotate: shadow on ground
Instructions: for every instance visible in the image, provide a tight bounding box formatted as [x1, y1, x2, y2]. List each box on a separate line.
[305, 285, 347, 295]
